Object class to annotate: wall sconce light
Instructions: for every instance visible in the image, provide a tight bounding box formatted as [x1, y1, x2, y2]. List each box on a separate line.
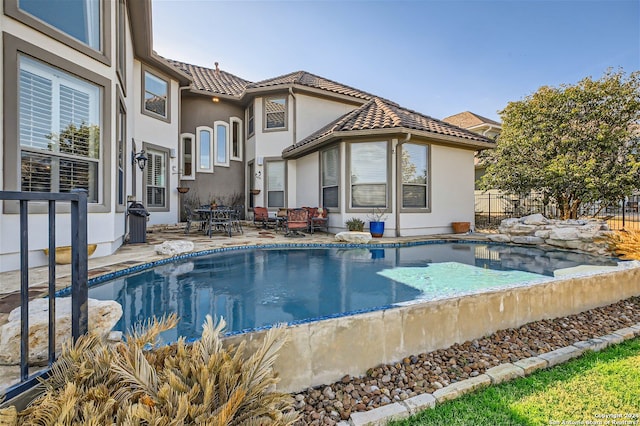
[212, 96, 220, 103]
[132, 149, 148, 171]
[255, 171, 262, 179]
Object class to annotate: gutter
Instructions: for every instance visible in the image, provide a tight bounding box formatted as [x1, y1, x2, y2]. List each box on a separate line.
[395, 132, 412, 237]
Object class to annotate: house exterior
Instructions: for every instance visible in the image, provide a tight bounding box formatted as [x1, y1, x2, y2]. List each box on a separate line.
[0, 1, 494, 273]
[169, 65, 495, 237]
[0, 0, 190, 272]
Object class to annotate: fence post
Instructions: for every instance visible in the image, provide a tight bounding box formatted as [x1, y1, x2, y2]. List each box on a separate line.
[70, 189, 89, 339]
[622, 199, 626, 229]
[488, 193, 491, 225]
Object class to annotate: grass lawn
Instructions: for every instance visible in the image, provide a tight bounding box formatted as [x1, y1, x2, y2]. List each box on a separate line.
[392, 337, 640, 426]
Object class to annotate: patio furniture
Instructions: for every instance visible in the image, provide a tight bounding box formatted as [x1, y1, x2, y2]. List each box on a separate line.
[209, 208, 233, 237]
[230, 204, 244, 234]
[284, 208, 309, 237]
[184, 206, 209, 234]
[253, 206, 277, 229]
[310, 207, 329, 234]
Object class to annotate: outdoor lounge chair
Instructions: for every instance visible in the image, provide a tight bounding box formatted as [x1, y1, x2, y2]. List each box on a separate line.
[309, 207, 329, 234]
[253, 206, 277, 229]
[284, 208, 309, 237]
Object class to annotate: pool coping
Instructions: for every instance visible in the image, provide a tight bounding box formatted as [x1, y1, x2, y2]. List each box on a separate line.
[340, 324, 640, 426]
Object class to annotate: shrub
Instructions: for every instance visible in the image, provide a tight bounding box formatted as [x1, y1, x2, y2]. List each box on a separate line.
[14, 315, 298, 425]
[345, 218, 365, 232]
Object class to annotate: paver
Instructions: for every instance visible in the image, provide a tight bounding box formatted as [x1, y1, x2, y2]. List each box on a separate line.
[485, 363, 525, 384]
[349, 402, 409, 426]
[513, 356, 548, 375]
[600, 333, 625, 346]
[538, 346, 584, 367]
[432, 375, 491, 403]
[613, 327, 638, 339]
[401, 393, 436, 414]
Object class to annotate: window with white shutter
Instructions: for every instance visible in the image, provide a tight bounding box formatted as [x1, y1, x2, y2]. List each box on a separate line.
[19, 55, 100, 202]
[145, 149, 166, 208]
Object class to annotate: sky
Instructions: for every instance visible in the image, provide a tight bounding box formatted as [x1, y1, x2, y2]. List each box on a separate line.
[152, 0, 639, 122]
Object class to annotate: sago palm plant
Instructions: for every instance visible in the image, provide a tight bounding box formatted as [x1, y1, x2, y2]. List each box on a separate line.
[14, 314, 298, 425]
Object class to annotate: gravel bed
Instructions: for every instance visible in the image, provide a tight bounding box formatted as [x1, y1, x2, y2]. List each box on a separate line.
[292, 296, 640, 425]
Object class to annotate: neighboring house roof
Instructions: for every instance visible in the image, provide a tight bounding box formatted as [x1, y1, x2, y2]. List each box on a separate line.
[167, 59, 251, 97]
[283, 98, 495, 158]
[247, 70, 375, 102]
[442, 111, 501, 129]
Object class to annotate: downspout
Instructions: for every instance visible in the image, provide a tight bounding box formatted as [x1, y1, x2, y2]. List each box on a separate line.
[289, 87, 297, 146]
[395, 132, 412, 237]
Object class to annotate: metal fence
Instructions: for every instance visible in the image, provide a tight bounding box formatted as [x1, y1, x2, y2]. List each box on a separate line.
[0, 190, 88, 402]
[475, 191, 640, 231]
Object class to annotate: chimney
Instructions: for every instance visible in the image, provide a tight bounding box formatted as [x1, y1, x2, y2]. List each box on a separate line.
[214, 62, 220, 77]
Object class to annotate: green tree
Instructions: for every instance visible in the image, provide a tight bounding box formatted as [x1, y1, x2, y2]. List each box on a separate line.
[480, 69, 640, 219]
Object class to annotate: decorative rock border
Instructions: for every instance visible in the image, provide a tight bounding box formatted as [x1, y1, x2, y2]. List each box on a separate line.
[336, 324, 640, 426]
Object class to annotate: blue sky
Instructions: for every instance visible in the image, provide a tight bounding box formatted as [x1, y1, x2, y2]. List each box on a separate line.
[152, 0, 639, 122]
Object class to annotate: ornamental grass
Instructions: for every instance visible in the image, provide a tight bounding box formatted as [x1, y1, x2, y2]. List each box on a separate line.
[10, 315, 298, 425]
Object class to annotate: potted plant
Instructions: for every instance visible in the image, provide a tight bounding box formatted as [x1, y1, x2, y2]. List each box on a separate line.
[345, 217, 365, 232]
[367, 208, 388, 238]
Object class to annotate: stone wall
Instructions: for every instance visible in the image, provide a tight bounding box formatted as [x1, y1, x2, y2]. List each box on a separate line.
[486, 214, 612, 255]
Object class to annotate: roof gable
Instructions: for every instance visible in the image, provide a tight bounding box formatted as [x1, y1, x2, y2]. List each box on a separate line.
[442, 111, 501, 129]
[284, 99, 495, 158]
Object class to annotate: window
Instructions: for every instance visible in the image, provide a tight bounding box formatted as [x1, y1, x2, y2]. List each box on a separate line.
[401, 143, 429, 209]
[142, 69, 169, 121]
[230, 117, 243, 161]
[18, 0, 101, 50]
[321, 146, 339, 208]
[263, 96, 287, 130]
[116, 99, 126, 207]
[266, 160, 286, 208]
[214, 121, 229, 167]
[19, 55, 100, 202]
[349, 142, 388, 208]
[196, 126, 213, 173]
[145, 148, 167, 208]
[116, 0, 126, 87]
[180, 133, 195, 180]
[247, 103, 254, 136]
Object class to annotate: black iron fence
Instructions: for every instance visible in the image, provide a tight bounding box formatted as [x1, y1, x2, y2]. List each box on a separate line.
[475, 191, 640, 231]
[0, 190, 88, 402]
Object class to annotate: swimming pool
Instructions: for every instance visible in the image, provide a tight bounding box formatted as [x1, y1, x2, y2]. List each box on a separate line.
[88, 242, 617, 341]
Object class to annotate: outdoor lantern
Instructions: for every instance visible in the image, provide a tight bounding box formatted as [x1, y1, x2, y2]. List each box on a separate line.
[132, 150, 148, 171]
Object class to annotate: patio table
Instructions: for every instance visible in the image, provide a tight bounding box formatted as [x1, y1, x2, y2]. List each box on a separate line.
[195, 208, 235, 237]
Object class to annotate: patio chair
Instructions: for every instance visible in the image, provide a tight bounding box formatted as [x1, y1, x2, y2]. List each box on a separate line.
[253, 206, 277, 229]
[310, 207, 329, 234]
[209, 208, 232, 237]
[230, 204, 244, 234]
[184, 206, 208, 234]
[284, 208, 309, 237]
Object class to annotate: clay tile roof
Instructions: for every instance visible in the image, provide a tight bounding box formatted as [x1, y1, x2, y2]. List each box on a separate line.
[248, 70, 375, 101]
[284, 99, 494, 156]
[442, 111, 501, 129]
[167, 59, 252, 96]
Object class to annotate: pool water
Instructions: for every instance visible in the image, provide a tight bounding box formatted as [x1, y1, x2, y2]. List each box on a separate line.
[89, 242, 617, 341]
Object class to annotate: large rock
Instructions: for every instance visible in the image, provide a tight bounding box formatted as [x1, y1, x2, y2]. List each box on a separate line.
[521, 213, 549, 226]
[511, 235, 545, 245]
[335, 231, 372, 244]
[487, 234, 511, 243]
[154, 240, 195, 256]
[0, 297, 122, 365]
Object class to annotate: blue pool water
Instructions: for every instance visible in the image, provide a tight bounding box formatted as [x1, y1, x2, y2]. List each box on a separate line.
[89, 242, 617, 341]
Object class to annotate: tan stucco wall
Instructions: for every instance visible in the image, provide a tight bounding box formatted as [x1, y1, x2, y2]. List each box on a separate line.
[224, 266, 640, 393]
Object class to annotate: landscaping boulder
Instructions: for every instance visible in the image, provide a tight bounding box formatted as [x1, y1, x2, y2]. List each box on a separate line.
[155, 240, 195, 256]
[335, 231, 372, 244]
[0, 297, 122, 365]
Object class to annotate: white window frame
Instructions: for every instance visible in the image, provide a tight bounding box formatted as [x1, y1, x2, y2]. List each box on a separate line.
[18, 54, 102, 203]
[196, 126, 214, 173]
[180, 132, 195, 180]
[230, 116, 243, 161]
[263, 95, 288, 131]
[214, 120, 230, 167]
[144, 146, 169, 211]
